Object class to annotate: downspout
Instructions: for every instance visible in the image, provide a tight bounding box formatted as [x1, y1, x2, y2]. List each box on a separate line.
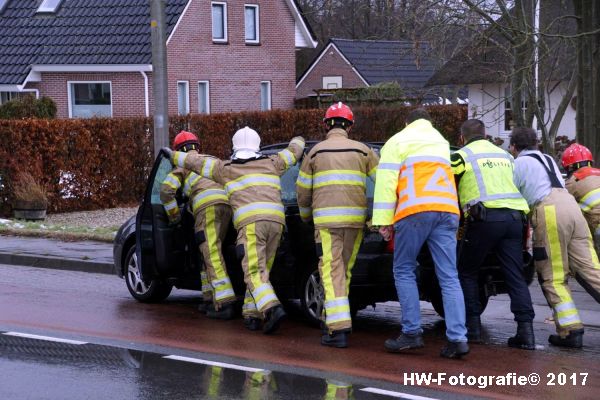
[140, 71, 150, 117]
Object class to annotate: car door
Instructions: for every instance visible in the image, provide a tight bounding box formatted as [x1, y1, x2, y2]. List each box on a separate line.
[136, 150, 189, 281]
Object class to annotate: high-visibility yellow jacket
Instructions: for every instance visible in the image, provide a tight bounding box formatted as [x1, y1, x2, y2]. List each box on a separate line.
[566, 166, 600, 231]
[296, 128, 379, 229]
[172, 137, 305, 229]
[373, 119, 459, 226]
[451, 138, 529, 214]
[159, 165, 228, 223]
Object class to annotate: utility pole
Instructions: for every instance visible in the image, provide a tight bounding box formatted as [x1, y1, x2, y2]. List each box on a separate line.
[150, 0, 169, 157]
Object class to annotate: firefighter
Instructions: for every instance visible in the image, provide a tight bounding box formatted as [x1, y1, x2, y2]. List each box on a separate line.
[296, 102, 379, 348]
[160, 131, 236, 319]
[511, 127, 600, 348]
[451, 119, 535, 349]
[164, 127, 305, 334]
[562, 143, 600, 256]
[373, 108, 469, 359]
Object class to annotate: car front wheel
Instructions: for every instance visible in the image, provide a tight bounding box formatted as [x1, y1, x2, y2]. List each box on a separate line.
[124, 245, 172, 303]
[300, 268, 324, 326]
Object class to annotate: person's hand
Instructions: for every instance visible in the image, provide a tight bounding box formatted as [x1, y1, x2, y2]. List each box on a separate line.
[161, 147, 174, 161]
[378, 225, 393, 241]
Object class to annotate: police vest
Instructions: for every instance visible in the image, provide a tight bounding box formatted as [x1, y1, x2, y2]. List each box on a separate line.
[456, 140, 529, 213]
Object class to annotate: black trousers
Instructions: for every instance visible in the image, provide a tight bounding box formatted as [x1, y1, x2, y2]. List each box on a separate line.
[458, 208, 535, 322]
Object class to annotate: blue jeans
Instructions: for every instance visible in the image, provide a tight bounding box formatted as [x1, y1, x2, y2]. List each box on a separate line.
[393, 211, 467, 342]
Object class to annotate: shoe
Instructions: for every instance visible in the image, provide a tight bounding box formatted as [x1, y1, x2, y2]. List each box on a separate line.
[466, 316, 482, 343]
[384, 333, 424, 353]
[244, 317, 262, 331]
[440, 341, 470, 359]
[263, 305, 286, 334]
[321, 331, 348, 348]
[508, 321, 536, 350]
[548, 329, 584, 348]
[207, 304, 235, 320]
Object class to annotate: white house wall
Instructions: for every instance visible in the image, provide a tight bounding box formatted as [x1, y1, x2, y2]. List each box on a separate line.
[467, 83, 576, 148]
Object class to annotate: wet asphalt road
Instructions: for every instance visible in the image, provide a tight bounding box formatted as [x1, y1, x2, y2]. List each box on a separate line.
[0, 264, 598, 399]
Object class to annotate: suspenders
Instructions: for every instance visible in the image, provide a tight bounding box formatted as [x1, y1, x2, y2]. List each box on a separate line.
[524, 153, 565, 189]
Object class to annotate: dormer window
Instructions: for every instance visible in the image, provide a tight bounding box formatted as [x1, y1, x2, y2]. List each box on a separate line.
[37, 0, 62, 13]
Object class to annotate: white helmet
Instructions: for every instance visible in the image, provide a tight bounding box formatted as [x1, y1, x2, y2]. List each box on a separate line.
[232, 126, 261, 159]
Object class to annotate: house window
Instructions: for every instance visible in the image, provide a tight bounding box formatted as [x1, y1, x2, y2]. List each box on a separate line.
[198, 81, 210, 114]
[177, 81, 190, 115]
[37, 0, 63, 13]
[0, 91, 20, 105]
[68, 82, 112, 118]
[322, 76, 342, 89]
[212, 2, 227, 42]
[504, 86, 527, 131]
[260, 81, 271, 111]
[245, 5, 259, 43]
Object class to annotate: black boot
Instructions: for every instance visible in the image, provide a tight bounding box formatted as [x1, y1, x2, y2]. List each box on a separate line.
[508, 321, 536, 350]
[549, 329, 584, 348]
[244, 317, 262, 331]
[466, 316, 482, 343]
[440, 341, 470, 359]
[384, 333, 424, 353]
[321, 331, 348, 348]
[263, 305, 286, 334]
[207, 303, 235, 320]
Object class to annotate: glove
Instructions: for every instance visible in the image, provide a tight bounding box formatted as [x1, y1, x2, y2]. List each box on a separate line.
[161, 147, 174, 161]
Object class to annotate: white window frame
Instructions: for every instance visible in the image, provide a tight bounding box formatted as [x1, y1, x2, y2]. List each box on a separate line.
[322, 76, 343, 89]
[198, 81, 211, 114]
[260, 81, 272, 111]
[211, 2, 228, 43]
[37, 0, 63, 13]
[177, 81, 190, 116]
[244, 4, 260, 44]
[67, 81, 113, 118]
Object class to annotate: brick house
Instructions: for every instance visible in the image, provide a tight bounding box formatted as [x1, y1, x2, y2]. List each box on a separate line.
[0, 0, 317, 118]
[296, 39, 451, 103]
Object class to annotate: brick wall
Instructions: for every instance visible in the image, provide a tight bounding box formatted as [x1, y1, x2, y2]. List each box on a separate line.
[31, 72, 147, 119]
[166, 0, 297, 114]
[296, 45, 368, 99]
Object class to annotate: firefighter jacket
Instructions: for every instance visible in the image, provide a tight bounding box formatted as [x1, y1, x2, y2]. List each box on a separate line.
[296, 128, 379, 229]
[451, 138, 529, 214]
[159, 165, 228, 223]
[373, 119, 459, 226]
[172, 137, 305, 229]
[566, 166, 600, 229]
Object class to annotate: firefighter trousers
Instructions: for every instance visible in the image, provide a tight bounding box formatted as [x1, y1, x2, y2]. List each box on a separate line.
[315, 227, 363, 333]
[195, 204, 236, 309]
[237, 220, 283, 319]
[532, 189, 600, 336]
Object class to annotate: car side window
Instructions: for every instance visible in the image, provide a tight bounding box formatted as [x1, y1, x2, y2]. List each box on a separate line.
[150, 156, 175, 205]
[280, 164, 300, 203]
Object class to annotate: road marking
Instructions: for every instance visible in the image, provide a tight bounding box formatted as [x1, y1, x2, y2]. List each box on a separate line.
[163, 355, 265, 373]
[360, 387, 439, 400]
[2, 332, 88, 345]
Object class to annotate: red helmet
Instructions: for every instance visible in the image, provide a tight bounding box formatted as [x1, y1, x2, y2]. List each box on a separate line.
[561, 143, 593, 169]
[172, 131, 200, 152]
[323, 102, 354, 125]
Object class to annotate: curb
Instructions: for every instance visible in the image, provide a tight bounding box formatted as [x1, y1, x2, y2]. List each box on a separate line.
[0, 252, 115, 275]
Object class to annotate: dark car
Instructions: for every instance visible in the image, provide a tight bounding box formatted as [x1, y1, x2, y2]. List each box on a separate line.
[113, 143, 534, 324]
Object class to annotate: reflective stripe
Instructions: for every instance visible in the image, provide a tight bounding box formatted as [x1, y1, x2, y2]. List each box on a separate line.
[554, 301, 576, 313]
[325, 311, 352, 325]
[404, 155, 451, 166]
[313, 170, 366, 188]
[225, 174, 280, 195]
[377, 162, 402, 171]
[557, 313, 582, 327]
[202, 158, 216, 179]
[252, 283, 278, 311]
[278, 149, 296, 167]
[325, 298, 350, 309]
[313, 207, 366, 225]
[243, 290, 258, 311]
[461, 147, 521, 208]
[299, 206, 312, 218]
[201, 271, 212, 293]
[163, 174, 181, 190]
[233, 202, 284, 225]
[296, 171, 313, 188]
[183, 172, 202, 195]
[579, 188, 600, 212]
[163, 199, 178, 211]
[373, 202, 397, 210]
[174, 152, 187, 168]
[191, 189, 228, 213]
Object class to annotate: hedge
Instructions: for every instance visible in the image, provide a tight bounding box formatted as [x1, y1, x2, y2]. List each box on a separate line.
[0, 105, 466, 216]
